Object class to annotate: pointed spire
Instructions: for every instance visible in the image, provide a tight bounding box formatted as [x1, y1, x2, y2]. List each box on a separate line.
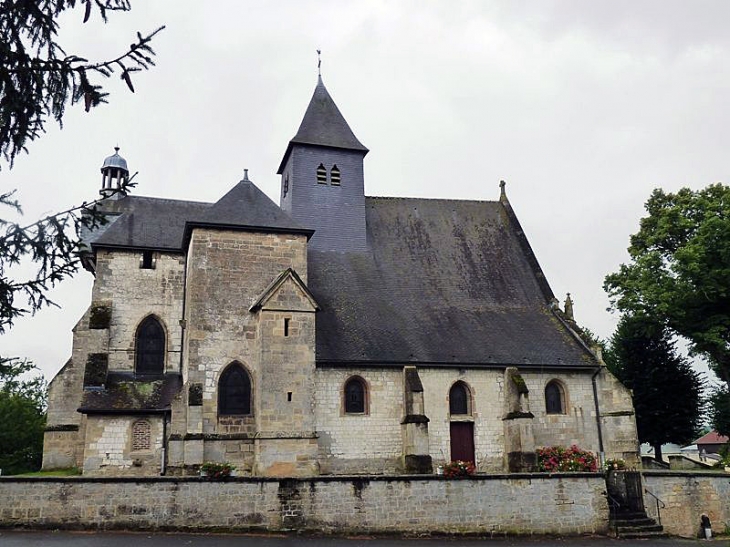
[277, 75, 368, 173]
[290, 77, 367, 152]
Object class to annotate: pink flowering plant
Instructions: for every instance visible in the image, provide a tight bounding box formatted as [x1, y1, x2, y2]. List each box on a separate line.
[536, 445, 598, 472]
[443, 460, 476, 477]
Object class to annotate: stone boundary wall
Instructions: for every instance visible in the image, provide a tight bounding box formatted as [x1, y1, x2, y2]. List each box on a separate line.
[0, 474, 608, 536]
[643, 471, 730, 538]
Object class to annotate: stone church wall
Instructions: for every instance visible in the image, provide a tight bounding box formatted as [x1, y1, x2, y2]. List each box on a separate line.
[93, 250, 185, 374]
[314, 366, 630, 474]
[315, 368, 404, 474]
[82, 415, 164, 476]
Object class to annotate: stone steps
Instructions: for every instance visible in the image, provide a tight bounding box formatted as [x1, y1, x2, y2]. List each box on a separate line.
[611, 511, 668, 539]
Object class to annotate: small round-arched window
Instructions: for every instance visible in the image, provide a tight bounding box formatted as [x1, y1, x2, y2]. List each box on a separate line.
[344, 377, 367, 414]
[449, 381, 471, 416]
[545, 380, 566, 414]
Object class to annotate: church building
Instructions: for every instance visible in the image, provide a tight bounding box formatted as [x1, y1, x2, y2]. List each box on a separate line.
[42, 75, 639, 477]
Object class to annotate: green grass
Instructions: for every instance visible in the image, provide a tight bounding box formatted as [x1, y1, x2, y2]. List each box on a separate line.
[11, 467, 81, 477]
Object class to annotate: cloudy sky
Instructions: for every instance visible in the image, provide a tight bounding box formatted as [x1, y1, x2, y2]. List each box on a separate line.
[2, 0, 728, 383]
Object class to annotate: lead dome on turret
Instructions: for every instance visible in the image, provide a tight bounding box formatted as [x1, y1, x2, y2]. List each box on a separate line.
[99, 146, 129, 197]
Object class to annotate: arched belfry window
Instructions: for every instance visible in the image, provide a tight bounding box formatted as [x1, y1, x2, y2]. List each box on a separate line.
[135, 316, 165, 375]
[344, 376, 367, 414]
[218, 362, 252, 416]
[545, 380, 566, 414]
[316, 163, 327, 184]
[449, 381, 471, 416]
[330, 165, 341, 186]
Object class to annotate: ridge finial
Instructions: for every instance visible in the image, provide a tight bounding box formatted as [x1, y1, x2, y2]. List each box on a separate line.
[317, 49, 322, 76]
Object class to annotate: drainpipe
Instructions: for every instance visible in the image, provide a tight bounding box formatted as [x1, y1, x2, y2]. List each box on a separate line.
[161, 411, 168, 475]
[592, 365, 605, 464]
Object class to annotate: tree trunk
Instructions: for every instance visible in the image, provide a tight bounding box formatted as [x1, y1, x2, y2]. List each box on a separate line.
[653, 442, 663, 463]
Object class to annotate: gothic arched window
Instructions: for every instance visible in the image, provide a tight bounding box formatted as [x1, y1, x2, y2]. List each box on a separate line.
[135, 316, 165, 375]
[449, 381, 471, 415]
[545, 380, 566, 414]
[344, 376, 367, 414]
[218, 362, 252, 416]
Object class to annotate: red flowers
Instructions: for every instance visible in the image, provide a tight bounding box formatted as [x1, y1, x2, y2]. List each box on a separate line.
[443, 460, 476, 477]
[536, 445, 597, 472]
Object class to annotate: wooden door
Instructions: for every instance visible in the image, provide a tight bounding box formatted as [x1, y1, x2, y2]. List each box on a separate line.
[449, 422, 475, 463]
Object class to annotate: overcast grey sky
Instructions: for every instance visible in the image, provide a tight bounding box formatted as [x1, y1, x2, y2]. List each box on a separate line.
[2, 0, 728, 382]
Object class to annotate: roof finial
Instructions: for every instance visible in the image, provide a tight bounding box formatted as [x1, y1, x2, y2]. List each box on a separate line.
[114, 145, 120, 154]
[499, 180, 507, 199]
[317, 49, 322, 77]
[564, 292, 574, 321]
[242, 168, 250, 182]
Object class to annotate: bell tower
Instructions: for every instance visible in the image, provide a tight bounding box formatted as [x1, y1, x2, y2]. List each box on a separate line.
[277, 76, 369, 252]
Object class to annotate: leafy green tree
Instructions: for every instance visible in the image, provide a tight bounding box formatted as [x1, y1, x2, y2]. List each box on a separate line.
[708, 386, 730, 438]
[604, 184, 730, 389]
[605, 314, 704, 462]
[0, 357, 47, 475]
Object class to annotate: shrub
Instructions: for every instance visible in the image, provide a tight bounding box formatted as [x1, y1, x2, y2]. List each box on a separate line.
[443, 460, 476, 477]
[605, 458, 626, 471]
[536, 445, 598, 472]
[200, 461, 235, 480]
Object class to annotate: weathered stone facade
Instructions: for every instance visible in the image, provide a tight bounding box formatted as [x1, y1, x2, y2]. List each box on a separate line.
[0, 474, 611, 535]
[42, 74, 639, 479]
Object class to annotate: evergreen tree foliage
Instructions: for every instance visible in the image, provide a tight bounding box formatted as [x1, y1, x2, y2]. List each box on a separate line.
[604, 185, 730, 390]
[605, 314, 704, 462]
[0, 1, 154, 332]
[0, 357, 46, 474]
[1, 0, 164, 168]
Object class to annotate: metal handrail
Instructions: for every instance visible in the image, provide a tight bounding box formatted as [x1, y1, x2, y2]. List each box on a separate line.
[644, 488, 666, 526]
[606, 493, 622, 536]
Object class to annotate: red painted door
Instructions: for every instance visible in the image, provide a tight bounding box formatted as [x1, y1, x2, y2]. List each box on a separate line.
[449, 422, 475, 462]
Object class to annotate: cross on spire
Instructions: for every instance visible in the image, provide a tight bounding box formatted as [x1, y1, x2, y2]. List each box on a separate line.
[317, 49, 321, 76]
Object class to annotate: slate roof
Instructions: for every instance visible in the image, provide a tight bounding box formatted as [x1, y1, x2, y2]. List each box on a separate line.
[79, 372, 182, 414]
[91, 178, 311, 252]
[277, 76, 368, 173]
[185, 176, 311, 238]
[91, 195, 210, 251]
[86, 185, 595, 369]
[308, 196, 595, 368]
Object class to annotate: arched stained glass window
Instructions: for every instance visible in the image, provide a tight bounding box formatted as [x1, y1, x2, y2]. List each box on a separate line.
[218, 363, 252, 416]
[545, 380, 565, 414]
[449, 382, 471, 415]
[344, 377, 366, 414]
[135, 316, 165, 375]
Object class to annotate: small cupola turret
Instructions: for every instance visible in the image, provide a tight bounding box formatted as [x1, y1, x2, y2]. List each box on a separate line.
[100, 147, 129, 197]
